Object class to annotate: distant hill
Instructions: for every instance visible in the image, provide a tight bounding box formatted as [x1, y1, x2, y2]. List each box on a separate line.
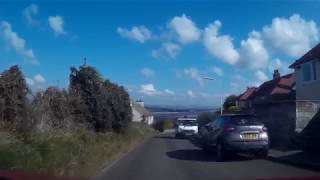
[145, 105, 219, 122]
[146, 105, 217, 113]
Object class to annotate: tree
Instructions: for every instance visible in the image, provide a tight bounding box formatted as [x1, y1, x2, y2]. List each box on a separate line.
[223, 95, 238, 111]
[31, 87, 73, 131]
[0, 65, 31, 131]
[69, 65, 132, 133]
[197, 112, 219, 127]
[104, 80, 132, 133]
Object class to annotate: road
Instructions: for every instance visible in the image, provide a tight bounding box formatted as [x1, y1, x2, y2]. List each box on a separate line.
[97, 131, 320, 180]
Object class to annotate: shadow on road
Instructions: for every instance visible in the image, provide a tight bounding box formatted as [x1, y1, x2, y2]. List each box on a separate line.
[267, 151, 320, 172]
[153, 136, 178, 140]
[166, 149, 250, 162]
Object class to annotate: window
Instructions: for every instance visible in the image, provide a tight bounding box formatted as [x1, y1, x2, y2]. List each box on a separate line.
[302, 62, 317, 82]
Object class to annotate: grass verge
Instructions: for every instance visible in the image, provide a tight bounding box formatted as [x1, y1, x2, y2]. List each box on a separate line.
[0, 123, 156, 178]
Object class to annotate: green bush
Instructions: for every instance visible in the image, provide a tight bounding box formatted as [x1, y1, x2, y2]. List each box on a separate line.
[153, 120, 175, 132]
[0, 125, 155, 177]
[228, 105, 240, 112]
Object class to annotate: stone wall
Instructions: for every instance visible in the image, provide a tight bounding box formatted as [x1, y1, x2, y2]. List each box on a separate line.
[296, 100, 320, 132]
[253, 101, 296, 148]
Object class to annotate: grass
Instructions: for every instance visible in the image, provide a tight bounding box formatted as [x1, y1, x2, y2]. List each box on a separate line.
[0, 123, 155, 178]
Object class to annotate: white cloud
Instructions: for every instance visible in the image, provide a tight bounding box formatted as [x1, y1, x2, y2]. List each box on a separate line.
[23, 4, 39, 26]
[184, 68, 204, 85]
[139, 84, 161, 96]
[164, 89, 174, 95]
[199, 92, 210, 98]
[48, 16, 66, 35]
[237, 31, 269, 69]
[34, 74, 46, 84]
[187, 90, 195, 98]
[26, 74, 46, 89]
[117, 26, 152, 43]
[230, 82, 239, 92]
[268, 58, 288, 74]
[268, 58, 283, 72]
[0, 21, 38, 64]
[151, 42, 180, 59]
[141, 68, 154, 78]
[211, 66, 223, 76]
[229, 74, 249, 93]
[168, 14, 200, 44]
[262, 14, 319, 57]
[203, 20, 240, 65]
[253, 70, 269, 86]
[233, 74, 246, 82]
[26, 77, 35, 86]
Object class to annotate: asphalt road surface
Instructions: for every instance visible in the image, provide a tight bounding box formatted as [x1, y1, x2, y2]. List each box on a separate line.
[97, 131, 320, 180]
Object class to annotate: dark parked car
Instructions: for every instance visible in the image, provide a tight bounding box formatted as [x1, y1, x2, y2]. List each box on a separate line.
[199, 114, 269, 161]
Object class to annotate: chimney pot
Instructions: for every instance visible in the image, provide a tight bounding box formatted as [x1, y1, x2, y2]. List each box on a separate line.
[273, 69, 281, 80]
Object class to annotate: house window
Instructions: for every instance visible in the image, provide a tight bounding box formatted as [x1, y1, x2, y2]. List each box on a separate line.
[302, 62, 317, 82]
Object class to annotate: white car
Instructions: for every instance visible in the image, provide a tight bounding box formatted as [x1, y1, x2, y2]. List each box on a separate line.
[175, 117, 198, 138]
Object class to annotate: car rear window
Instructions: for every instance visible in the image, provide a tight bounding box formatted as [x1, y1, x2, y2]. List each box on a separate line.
[226, 116, 262, 126]
[178, 120, 198, 126]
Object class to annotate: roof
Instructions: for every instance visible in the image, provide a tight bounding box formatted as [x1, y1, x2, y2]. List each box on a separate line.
[270, 76, 295, 95]
[289, 43, 320, 68]
[254, 73, 295, 100]
[132, 102, 152, 116]
[239, 87, 256, 101]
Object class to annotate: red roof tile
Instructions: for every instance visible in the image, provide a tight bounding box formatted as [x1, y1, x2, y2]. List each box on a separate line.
[271, 86, 292, 95]
[255, 73, 295, 97]
[239, 87, 256, 101]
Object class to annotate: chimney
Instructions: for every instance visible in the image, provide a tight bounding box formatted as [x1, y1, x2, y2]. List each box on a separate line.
[136, 99, 144, 107]
[273, 69, 280, 80]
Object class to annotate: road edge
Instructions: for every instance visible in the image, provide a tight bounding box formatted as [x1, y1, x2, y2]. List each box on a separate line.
[93, 132, 158, 180]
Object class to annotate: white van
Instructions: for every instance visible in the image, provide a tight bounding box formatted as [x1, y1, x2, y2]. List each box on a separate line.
[175, 117, 198, 138]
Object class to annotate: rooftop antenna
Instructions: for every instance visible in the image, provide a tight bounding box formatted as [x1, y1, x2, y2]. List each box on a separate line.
[83, 57, 87, 66]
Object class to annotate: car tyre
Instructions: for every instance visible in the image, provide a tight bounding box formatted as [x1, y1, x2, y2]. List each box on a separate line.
[216, 143, 226, 162]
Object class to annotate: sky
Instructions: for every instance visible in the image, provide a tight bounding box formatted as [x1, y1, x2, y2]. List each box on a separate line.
[0, 0, 319, 107]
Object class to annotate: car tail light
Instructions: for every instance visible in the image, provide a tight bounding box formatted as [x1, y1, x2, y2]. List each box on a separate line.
[262, 126, 267, 132]
[224, 126, 236, 132]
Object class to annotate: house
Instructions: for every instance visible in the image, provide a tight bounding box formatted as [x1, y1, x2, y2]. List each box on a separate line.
[131, 100, 154, 125]
[237, 87, 256, 112]
[237, 70, 296, 147]
[289, 43, 320, 132]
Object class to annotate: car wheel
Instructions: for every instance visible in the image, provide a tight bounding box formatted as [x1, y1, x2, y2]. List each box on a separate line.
[216, 143, 225, 162]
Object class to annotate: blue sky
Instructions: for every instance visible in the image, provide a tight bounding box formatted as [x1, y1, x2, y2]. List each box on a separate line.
[0, 1, 319, 107]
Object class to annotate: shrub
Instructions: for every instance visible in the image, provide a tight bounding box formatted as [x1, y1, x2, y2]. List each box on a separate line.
[197, 112, 219, 127]
[0, 124, 155, 177]
[153, 120, 174, 132]
[69, 65, 132, 133]
[228, 105, 240, 112]
[0, 65, 31, 132]
[31, 87, 73, 131]
[223, 95, 238, 111]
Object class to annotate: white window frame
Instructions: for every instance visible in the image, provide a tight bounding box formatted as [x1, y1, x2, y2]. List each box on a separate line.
[302, 61, 317, 83]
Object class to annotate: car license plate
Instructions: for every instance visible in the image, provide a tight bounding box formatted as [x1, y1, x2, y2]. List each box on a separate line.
[241, 133, 258, 140]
